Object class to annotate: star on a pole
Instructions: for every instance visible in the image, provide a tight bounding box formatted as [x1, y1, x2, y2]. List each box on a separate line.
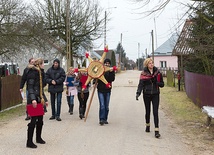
[74, 45, 117, 91]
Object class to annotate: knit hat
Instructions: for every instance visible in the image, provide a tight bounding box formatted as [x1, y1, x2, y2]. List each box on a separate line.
[104, 58, 111, 65]
[53, 58, 60, 64]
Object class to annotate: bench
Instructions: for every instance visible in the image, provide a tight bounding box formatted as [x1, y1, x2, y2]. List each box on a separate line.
[202, 106, 214, 126]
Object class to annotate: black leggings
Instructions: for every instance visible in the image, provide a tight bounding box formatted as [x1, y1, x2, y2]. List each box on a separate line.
[77, 92, 89, 115]
[28, 115, 43, 127]
[143, 94, 160, 128]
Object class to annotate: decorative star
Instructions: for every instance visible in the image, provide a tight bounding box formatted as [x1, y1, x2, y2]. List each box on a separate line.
[74, 45, 117, 91]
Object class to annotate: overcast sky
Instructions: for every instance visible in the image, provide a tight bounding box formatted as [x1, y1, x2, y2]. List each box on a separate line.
[24, 0, 192, 61]
[93, 0, 192, 61]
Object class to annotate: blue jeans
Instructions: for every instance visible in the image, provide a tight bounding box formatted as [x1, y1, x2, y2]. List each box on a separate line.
[50, 92, 62, 117]
[98, 91, 111, 121]
[67, 95, 74, 106]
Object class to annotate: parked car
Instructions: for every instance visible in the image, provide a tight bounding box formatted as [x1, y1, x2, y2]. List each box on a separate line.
[0, 63, 20, 77]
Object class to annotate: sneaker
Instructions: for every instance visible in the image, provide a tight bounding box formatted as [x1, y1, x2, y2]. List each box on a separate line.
[104, 121, 108, 124]
[155, 131, 161, 138]
[145, 126, 150, 132]
[99, 120, 104, 125]
[56, 117, 62, 121]
[79, 114, 83, 119]
[49, 116, 55, 120]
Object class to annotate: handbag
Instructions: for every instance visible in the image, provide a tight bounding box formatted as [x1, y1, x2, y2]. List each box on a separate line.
[26, 104, 44, 117]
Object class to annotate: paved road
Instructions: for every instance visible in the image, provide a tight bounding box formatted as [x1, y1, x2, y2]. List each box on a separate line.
[0, 70, 195, 155]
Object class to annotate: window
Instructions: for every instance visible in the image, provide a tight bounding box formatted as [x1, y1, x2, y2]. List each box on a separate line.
[44, 60, 49, 65]
[160, 61, 167, 68]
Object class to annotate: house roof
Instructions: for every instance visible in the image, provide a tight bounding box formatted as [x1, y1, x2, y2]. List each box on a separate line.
[90, 51, 102, 59]
[172, 19, 194, 56]
[93, 49, 115, 60]
[154, 33, 179, 56]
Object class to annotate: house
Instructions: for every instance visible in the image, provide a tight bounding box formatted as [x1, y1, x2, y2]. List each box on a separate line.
[172, 19, 193, 77]
[151, 33, 179, 74]
[93, 49, 117, 66]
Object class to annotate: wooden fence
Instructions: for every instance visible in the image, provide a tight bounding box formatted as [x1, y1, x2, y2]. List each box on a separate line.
[0, 75, 22, 111]
[184, 70, 214, 107]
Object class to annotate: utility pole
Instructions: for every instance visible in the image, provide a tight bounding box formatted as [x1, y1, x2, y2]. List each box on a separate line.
[154, 18, 158, 49]
[151, 30, 154, 61]
[66, 0, 71, 69]
[145, 48, 148, 58]
[104, 7, 116, 48]
[120, 33, 122, 69]
[138, 43, 140, 70]
[104, 11, 107, 47]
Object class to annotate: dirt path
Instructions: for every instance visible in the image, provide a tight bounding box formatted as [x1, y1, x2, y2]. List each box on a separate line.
[0, 70, 206, 155]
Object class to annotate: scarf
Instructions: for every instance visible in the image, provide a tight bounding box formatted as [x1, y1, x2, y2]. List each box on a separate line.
[140, 69, 159, 80]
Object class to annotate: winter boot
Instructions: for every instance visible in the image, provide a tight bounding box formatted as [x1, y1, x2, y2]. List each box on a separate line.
[155, 128, 161, 138]
[67, 96, 71, 113]
[79, 108, 84, 119]
[36, 121, 46, 144]
[145, 123, 150, 132]
[68, 103, 71, 113]
[83, 107, 86, 118]
[70, 104, 74, 115]
[26, 123, 37, 148]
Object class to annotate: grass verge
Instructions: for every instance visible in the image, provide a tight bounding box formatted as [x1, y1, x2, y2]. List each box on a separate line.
[0, 104, 26, 125]
[160, 84, 214, 151]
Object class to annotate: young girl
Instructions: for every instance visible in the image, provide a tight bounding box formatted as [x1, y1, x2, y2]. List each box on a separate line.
[76, 71, 90, 119]
[64, 67, 78, 115]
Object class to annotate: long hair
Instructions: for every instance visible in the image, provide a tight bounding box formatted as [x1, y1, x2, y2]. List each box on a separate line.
[34, 58, 45, 104]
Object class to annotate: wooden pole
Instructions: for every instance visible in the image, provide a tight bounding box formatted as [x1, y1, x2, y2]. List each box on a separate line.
[104, 11, 106, 47]
[138, 43, 140, 70]
[84, 79, 98, 122]
[151, 30, 154, 61]
[66, 0, 71, 69]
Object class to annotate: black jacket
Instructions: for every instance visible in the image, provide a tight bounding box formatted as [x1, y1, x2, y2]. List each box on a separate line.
[97, 71, 115, 93]
[20, 65, 30, 89]
[136, 67, 164, 96]
[45, 65, 66, 93]
[27, 66, 47, 104]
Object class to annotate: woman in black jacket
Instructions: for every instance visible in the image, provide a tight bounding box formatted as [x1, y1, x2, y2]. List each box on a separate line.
[26, 58, 48, 148]
[136, 58, 164, 138]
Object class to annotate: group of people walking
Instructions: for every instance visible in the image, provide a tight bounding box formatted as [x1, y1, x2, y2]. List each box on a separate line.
[20, 57, 116, 148]
[19, 56, 164, 149]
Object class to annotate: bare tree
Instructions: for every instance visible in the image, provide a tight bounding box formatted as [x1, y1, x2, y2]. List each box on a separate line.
[0, 0, 28, 56]
[32, 0, 105, 65]
[131, 0, 171, 16]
